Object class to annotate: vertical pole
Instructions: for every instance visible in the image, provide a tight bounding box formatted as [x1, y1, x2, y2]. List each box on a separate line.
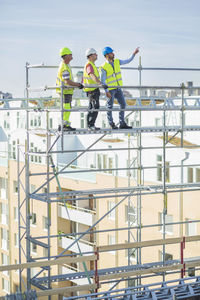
[162, 103, 167, 282]
[181, 83, 185, 147]
[115, 154, 119, 267]
[128, 134, 131, 268]
[46, 110, 52, 299]
[94, 247, 99, 293]
[137, 56, 142, 286]
[61, 82, 64, 151]
[25, 62, 31, 291]
[179, 152, 189, 267]
[17, 146, 22, 291]
[181, 237, 185, 278]
[25, 62, 29, 99]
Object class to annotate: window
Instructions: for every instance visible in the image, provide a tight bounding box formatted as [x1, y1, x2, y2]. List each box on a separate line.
[157, 155, 162, 181]
[157, 155, 170, 182]
[12, 140, 16, 159]
[185, 219, 196, 236]
[49, 118, 53, 129]
[13, 181, 18, 194]
[31, 242, 37, 254]
[14, 233, 19, 247]
[108, 158, 113, 174]
[80, 113, 85, 128]
[97, 154, 102, 170]
[2, 253, 9, 276]
[188, 168, 193, 183]
[1, 228, 9, 250]
[196, 168, 200, 182]
[125, 205, 136, 224]
[43, 216, 48, 230]
[31, 213, 37, 225]
[2, 253, 9, 265]
[158, 212, 173, 234]
[38, 116, 41, 126]
[166, 162, 170, 182]
[0, 203, 9, 225]
[103, 155, 107, 171]
[14, 207, 18, 221]
[107, 201, 115, 220]
[0, 177, 8, 199]
[2, 278, 10, 293]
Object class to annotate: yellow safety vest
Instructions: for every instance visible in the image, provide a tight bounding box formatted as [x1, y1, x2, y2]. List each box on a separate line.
[83, 61, 100, 92]
[101, 59, 123, 90]
[56, 62, 74, 95]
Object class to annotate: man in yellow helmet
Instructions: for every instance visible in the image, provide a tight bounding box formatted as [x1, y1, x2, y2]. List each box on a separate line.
[56, 47, 83, 131]
[83, 48, 107, 130]
[101, 46, 139, 129]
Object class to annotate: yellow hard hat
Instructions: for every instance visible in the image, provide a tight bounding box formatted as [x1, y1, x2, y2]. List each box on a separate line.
[59, 47, 72, 57]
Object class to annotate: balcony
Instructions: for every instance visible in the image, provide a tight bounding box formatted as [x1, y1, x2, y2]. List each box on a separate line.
[58, 204, 95, 226]
[58, 236, 95, 254]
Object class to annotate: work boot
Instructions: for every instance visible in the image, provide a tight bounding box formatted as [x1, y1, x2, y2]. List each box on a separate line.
[119, 123, 132, 129]
[88, 125, 100, 130]
[58, 124, 76, 131]
[110, 123, 118, 129]
[63, 125, 76, 131]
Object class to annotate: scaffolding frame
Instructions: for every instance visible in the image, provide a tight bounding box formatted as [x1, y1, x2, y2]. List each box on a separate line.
[1, 60, 200, 298]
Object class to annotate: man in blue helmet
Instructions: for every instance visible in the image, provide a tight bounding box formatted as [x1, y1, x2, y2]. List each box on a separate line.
[101, 46, 139, 129]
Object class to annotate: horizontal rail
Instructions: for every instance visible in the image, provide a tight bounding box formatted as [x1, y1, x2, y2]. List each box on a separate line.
[0, 254, 97, 272]
[36, 283, 99, 297]
[27, 84, 200, 91]
[98, 235, 200, 252]
[27, 63, 200, 72]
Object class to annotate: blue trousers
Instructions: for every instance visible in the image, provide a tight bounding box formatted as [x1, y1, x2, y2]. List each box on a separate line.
[107, 88, 126, 126]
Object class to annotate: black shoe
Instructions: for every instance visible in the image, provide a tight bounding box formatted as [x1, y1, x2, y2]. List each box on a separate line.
[63, 125, 76, 131]
[58, 125, 76, 131]
[111, 123, 118, 129]
[88, 126, 100, 130]
[119, 123, 132, 129]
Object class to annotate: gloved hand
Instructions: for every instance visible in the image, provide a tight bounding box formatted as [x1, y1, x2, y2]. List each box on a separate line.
[102, 84, 108, 90]
[78, 83, 84, 89]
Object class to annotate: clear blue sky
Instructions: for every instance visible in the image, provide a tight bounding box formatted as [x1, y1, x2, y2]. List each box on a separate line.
[0, 0, 200, 97]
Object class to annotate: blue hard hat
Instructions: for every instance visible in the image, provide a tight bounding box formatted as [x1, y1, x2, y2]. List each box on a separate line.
[102, 47, 114, 56]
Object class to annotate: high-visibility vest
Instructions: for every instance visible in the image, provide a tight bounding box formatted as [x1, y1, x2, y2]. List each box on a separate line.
[56, 62, 74, 95]
[83, 61, 100, 92]
[101, 59, 123, 90]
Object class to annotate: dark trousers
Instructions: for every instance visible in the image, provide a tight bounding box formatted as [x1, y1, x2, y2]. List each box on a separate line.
[87, 89, 100, 126]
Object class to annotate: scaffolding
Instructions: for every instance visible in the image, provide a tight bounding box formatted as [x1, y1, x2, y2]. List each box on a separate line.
[1, 60, 200, 299]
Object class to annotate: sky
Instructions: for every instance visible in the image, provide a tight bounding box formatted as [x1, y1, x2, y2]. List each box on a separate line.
[0, 0, 200, 97]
